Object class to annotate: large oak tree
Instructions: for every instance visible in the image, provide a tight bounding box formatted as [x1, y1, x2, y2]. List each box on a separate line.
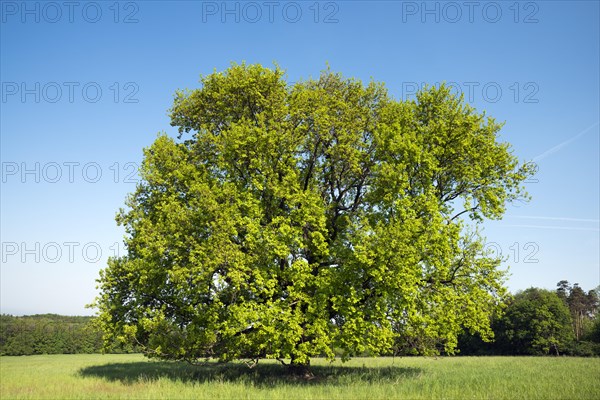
[94, 64, 534, 370]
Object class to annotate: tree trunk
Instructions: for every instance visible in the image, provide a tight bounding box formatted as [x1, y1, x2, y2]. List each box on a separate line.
[289, 357, 313, 379]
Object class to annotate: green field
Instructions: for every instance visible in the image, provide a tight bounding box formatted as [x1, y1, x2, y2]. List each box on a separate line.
[1, 354, 599, 399]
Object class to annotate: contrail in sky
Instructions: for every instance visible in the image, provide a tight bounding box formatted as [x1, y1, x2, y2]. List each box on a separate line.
[501, 224, 600, 232]
[532, 122, 599, 162]
[508, 216, 599, 223]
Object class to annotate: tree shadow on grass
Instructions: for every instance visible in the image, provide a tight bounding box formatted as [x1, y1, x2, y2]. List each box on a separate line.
[79, 360, 421, 387]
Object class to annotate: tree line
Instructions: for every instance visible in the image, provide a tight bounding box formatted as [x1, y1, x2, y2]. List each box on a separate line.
[0, 314, 137, 356]
[458, 281, 600, 356]
[2, 281, 598, 357]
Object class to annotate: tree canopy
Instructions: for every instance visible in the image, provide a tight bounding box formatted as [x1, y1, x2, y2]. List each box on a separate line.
[494, 288, 574, 355]
[556, 281, 599, 341]
[0, 314, 103, 356]
[93, 63, 534, 369]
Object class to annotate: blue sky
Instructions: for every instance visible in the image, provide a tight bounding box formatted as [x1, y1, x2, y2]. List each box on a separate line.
[1, 0, 598, 315]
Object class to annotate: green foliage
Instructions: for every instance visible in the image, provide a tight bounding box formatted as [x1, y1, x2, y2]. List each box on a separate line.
[0, 314, 99, 356]
[494, 288, 574, 355]
[458, 282, 600, 357]
[0, 314, 137, 356]
[556, 281, 599, 341]
[93, 63, 533, 366]
[564, 340, 600, 357]
[588, 314, 600, 343]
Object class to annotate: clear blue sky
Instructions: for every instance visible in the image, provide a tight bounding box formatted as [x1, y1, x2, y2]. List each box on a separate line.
[1, 0, 598, 315]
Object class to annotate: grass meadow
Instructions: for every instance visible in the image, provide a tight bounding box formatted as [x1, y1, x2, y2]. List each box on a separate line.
[1, 354, 599, 399]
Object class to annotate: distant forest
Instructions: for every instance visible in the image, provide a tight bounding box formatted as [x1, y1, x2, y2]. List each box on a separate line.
[0, 314, 137, 356]
[458, 282, 600, 357]
[2, 281, 599, 357]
